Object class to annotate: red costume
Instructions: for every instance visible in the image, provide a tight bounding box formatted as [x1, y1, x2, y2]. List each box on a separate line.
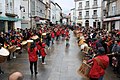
[89, 55, 109, 79]
[28, 47, 38, 62]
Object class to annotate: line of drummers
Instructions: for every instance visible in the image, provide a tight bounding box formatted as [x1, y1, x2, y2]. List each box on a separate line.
[0, 25, 70, 61]
[73, 26, 120, 80]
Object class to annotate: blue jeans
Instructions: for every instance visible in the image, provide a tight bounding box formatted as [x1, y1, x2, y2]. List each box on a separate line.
[51, 38, 54, 44]
[99, 76, 103, 80]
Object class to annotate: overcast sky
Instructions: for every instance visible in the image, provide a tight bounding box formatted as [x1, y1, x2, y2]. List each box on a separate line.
[54, 0, 75, 14]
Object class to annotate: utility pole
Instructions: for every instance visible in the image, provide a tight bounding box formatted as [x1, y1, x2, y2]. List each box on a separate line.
[28, 0, 32, 29]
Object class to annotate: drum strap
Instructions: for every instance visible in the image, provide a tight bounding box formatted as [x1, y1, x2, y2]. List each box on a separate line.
[95, 57, 106, 69]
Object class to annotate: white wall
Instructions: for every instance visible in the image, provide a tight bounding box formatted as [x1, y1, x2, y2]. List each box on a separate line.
[0, 0, 6, 16]
[14, 0, 21, 29]
[75, 0, 102, 27]
[50, 2, 56, 24]
[21, 0, 29, 20]
[55, 4, 62, 24]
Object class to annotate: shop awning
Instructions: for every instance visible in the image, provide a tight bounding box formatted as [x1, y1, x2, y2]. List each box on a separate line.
[103, 16, 120, 22]
[0, 16, 22, 21]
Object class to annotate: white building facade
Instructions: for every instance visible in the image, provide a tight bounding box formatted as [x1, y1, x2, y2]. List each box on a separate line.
[21, 0, 46, 29]
[50, 1, 56, 24]
[70, 8, 76, 26]
[0, 0, 22, 32]
[55, 3, 62, 24]
[75, 0, 102, 28]
[43, 0, 51, 20]
[103, 0, 120, 30]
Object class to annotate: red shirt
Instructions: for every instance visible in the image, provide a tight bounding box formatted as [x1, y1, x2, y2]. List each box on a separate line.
[89, 55, 109, 78]
[65, 31, 69, 37]
[41, 48, 46, 57]
[36, 42, 41, 50]
[51, 32, 55, 38]
[28, 47, 38, 62]
[56, 31, 60, 36]
[61, 30, 65, 34]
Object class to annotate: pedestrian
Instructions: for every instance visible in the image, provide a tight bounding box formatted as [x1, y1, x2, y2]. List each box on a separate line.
[40, 42, 47, 64]
[56, 29, 60, 41]
[112, 40, 120, 77]
[46, 33, 51, 49]
[88, 47, 109, 80]
[51, 31, 55, 44]
[36, 39, 42, 58]
[28, 42, 38, 75]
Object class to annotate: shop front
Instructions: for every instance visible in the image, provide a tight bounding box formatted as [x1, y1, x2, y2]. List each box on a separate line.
[103, 16, 120, 30]
[0, 16, 21, 32]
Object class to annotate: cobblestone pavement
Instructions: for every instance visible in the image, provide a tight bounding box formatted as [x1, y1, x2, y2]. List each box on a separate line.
[0, 31, 119, 80]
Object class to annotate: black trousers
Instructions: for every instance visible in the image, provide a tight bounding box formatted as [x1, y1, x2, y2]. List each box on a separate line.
[90, 78, 98, 80]
[30, 61, 37, 74]
[42, 57, 45, 63]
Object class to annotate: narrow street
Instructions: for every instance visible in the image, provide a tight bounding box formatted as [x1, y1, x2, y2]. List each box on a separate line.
[0, 31, 119, 80]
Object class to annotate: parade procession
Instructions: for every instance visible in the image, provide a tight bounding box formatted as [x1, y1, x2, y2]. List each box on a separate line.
[0, 0, 120, 80]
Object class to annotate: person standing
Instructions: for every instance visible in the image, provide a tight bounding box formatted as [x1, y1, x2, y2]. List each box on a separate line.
[40, 42, 47, 64]
[51, 31, 55, 44]
[88, 47, 109, 80]
[28, 42, 38, 75]
[46, 33, 51, 49]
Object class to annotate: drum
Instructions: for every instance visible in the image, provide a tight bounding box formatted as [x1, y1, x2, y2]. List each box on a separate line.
[78, 39, 85, 46]
[14, 47, 21, 53]
[42, 33, 46, 39]
[0, 47, 10, 63]
[77, 62, 91, 79]
[27, 40, 33, 48]
[31, 35, 39, 40]
[21, 41, 27, 46]
[8, 46, 16, 53]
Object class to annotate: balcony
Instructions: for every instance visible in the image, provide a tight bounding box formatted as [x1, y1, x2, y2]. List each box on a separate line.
[85, 15, 89, 19]
[78, 16, 82, 20]
[85, 6, 90, 9]
[92, 4, 98, 8]
[92, 14, 98, 19]
[78, 7, 82, 10]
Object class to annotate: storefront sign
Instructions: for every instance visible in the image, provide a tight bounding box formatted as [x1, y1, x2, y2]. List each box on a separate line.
[104, 16, 120, 22]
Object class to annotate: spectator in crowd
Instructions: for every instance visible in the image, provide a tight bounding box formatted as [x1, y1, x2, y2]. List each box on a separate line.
[88, 47, 109, 80]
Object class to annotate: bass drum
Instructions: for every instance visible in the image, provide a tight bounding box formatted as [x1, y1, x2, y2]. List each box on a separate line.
[0, 47, 10, 63]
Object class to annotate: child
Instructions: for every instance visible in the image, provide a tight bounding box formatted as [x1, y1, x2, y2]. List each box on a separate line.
[66, 36, 70, 47]
[40, 42, 47, 64]
[65, 30, 70, 47]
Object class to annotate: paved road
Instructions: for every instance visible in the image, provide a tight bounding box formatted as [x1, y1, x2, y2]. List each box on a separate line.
[0, 31, 119, 80]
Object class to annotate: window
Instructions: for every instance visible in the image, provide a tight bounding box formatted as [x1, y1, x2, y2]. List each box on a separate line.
[112, 6, 116, 15]
[86, 1, 89, 7]
[94, 0, 97, 5]
[93, 10, 97, 15]
[79, 2, 82, 8]
[86, 11, 89, 16]
[79, 12, 82, 16]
